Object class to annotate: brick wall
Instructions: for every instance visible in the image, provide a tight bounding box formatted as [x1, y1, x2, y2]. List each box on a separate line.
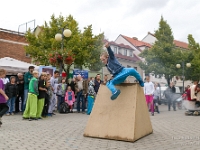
[0, 29, 31, 63]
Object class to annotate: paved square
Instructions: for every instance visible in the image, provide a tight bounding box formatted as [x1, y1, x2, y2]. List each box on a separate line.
[0, 105, 200, 150]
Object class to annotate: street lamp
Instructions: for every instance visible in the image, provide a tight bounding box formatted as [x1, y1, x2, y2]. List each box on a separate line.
[55, 28, 72, 80]
[176, 62, 191, 93]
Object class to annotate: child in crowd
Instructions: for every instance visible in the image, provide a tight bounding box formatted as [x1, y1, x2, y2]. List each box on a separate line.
[0, 69, 9, 126]
[57, 78, 67, 112]
[100, 42, 144, 100]
[5, 76, 18, 115]
[65, 86, 75, 113]
[42, 80, 52, 118]
[23, 71, 39, 121]
[87, 79, 96, 115]
[37, 72, 47, 119]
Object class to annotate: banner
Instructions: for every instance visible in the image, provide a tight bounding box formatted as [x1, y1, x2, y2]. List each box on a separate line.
[39, 66, 56, 76]
[73, 69, 88, 79]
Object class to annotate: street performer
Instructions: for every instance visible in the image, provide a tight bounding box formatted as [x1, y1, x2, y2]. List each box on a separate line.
[100, 42, 144, 100]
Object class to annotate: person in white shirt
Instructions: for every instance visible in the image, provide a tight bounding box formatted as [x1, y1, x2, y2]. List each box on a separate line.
[144, 75, 155, 116]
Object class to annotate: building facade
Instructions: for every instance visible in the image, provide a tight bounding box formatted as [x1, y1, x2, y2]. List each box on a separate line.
[0, 28, 31, 63]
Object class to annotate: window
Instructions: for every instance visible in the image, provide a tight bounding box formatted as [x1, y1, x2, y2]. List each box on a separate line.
[134, 67, 137, 71]
[114, 47, 117, 54]
[129, 51, 133, 57]
[127, 65, 131, 68]
[124, 49, 127, 56]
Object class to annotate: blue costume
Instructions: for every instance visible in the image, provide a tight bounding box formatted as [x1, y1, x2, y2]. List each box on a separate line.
[105, 46, 144, 100]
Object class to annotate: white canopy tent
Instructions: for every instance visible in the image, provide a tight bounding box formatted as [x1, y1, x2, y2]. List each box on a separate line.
[0, 57, 39, 74]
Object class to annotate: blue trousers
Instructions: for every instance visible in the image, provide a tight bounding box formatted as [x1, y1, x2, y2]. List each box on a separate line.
[87, 95, 94, 115]
[23, 89, 29, 112]
[77, 90, 85, 112]
[106, 68, 142, 94]
[7, 97, 16, 113]
[57, 96, 64, 111]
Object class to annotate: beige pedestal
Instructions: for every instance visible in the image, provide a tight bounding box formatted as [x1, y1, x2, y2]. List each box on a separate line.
[84, 83, 153, 142]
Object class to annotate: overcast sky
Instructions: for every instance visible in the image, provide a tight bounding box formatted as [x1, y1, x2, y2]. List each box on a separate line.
[1, 0, 200, 43]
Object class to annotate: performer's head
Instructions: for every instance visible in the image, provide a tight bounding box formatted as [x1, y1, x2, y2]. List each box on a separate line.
[100, 51, 109, 65]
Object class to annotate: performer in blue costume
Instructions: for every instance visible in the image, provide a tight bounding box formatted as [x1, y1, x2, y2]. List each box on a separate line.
[100, 42, 144, 100]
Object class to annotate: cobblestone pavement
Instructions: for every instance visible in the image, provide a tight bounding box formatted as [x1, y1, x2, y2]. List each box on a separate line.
[0, 105, 200, 150]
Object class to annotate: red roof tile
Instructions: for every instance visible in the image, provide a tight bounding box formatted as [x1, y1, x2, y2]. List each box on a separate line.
[147, 32, 188, 49]
[121, 35, 152, 48]
[174, 40, 188, 49]
[109, 41, 134, 50]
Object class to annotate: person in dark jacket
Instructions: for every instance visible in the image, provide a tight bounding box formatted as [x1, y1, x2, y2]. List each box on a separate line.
[37, 72, 47, 119]
[164, 82, 177, 111]
[42, 80, 51, 118]
[100, 42, 144, 100]
[94, 74, 102, 94]
[15, 73, 24, 113]
[68, 77, 76, 95]
[5, 76, 18, 115]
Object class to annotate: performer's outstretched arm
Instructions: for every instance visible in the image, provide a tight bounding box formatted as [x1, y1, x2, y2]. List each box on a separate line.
[105, 42, 115, 59]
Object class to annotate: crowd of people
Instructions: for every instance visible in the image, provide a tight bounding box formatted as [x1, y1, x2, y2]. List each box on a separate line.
[0, 66, 107, 126]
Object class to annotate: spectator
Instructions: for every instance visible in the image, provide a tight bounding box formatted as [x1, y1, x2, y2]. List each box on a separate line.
[94, 74, 102, 94]
[1, 77, 9, 89]
[5, 76, 18, 116]
[23, 66, 35, 112]
[57, 78, 67, 112]
[36, 72, 47, 119]
[169, 82, 176, 93]
[75, 74, 88, 114]
[68, 77, 76, 96]
[153, 83, 160, 114]
[48, 70, 59, 116]
[191, 81, 198, 101]
[42, 80, 52, 118]
[87, 79, 96, 115]
[0, 69, 9, 126]
[65, 86, 75, 113]
[15, 73, 24, 113]
[103, 75, 108, 85]
[23, 71, 39, 121]
[164, 86, 176, 111]
[168, 82, 176, 111]
[144, 75, 155, 116]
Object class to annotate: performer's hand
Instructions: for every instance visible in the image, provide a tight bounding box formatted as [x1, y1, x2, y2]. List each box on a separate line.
[105, 42, 110, 48]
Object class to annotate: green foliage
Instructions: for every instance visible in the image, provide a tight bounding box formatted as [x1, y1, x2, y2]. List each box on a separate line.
[139, 16, 189, 84]
[186, 34, 200, 81]
[24, 14, 104, 72]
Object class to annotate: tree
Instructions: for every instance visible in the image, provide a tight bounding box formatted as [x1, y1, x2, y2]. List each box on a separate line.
[139, 16, 188, 85]
[186, 34, 200, 81]
[25, 14, 104, 79]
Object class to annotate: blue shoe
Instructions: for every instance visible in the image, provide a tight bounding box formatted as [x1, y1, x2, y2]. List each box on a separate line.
[139, 80, 144, 87]
[47, 113, 52, 117]
[111, 90, 121, 100]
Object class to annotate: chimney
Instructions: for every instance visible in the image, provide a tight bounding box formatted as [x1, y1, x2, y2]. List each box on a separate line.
[132, 37, 138, 40]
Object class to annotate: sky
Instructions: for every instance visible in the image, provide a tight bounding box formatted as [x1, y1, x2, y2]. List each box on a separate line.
[1, 0, 200, 43]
